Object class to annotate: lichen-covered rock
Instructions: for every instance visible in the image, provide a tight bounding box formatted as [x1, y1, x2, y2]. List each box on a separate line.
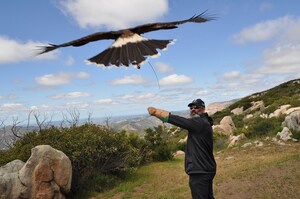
[0, 145, 72, 199]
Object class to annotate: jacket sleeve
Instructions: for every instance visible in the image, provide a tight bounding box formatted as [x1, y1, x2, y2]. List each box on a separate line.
[168, 113, 203, 132]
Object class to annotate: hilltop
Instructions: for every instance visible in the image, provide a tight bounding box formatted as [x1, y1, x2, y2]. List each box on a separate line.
[213, 78, 300, 123]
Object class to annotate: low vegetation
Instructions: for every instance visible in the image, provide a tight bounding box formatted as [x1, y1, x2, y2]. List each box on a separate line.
[0, 123, 186, 198]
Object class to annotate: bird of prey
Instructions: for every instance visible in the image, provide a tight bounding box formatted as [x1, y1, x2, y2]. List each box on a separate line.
[38, 11, 214, 69]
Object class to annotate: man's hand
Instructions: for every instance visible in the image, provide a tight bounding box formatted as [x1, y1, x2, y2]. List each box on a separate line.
[147, 107, 169, 120]
[147, 107, 157, 116]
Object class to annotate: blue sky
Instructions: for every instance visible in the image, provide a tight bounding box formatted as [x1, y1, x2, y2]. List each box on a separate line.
[1, 0, 300, 123]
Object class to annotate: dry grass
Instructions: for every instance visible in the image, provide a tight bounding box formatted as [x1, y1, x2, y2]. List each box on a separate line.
[91, 142, 300, 199]
[214, 142, 300, 199]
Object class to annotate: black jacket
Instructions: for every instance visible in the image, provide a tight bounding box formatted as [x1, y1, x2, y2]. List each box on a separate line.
[168, 112, 216, 175]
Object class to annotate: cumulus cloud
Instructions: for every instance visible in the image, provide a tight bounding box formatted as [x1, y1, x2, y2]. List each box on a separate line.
[215, 70, 265, 91]
[159, 74, 193, 86]
[110, 74, 147, 85]
[230, 15, 300, 89]
[119, 93, 163, 103]
[232, 16, 297, 44]
[65, 102, 89, 108]
[0, 103, 24, 111]
[0, 35, 58, 64]
[49, 91, 91, 99]
[35, 72, 90, 86]
[65, 56, 75, 66]
[59, 0, 168, 29]
[30, 105, 51, 111]
[155, 62, 174, 74]
[258, 44, 300, 74]
[221, 71, 242, 81]
[93, 98, 114, 105]
[0, 94, 17, 100]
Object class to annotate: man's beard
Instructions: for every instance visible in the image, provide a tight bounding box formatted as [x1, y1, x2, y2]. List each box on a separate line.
[190, 110, 200, 118]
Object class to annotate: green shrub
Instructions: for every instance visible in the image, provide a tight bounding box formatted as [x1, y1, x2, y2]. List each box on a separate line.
[232, 115, 245, 129]
[0, 124, 143, 195]
[153, 142, 173, 161]
[213, 134, 228, 150]
[262, 104, 279, 114]
[176, 141, 186, 152]
[291, 130, 300, 140]
[290, 97, 300, 107]
[144, 127, 174, 162]
[245, 116, 284, 137]
[212, 108, 231, 124]
[229, 97, 253, 111]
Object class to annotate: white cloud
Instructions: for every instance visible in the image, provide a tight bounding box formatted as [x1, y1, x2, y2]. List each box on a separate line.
[65, 56, 75, 66]
[0, 94, 17, 100]
[49, 91, 91, 99]
[159, 74, 193, 86]
[110, 74, 147, 85]
[196, 89, 210, 96]
[59, 0, 169, 29]
[0, 103, 24, 111]
[221, 71, 242, 81]
[65, 102, 89, 108]
[77, 71, 90, 79]
[93, 98, 114, 105]
[232, 16, 296, 44]
[214, 70, 266, 93]
[155, 62, 174, 74]
[119, 93, 162, 103]
[258, 44, 300, 74]
[35, 72, 90, 86]
[0, 35, 58, 64]
[30, 105, 51, 111]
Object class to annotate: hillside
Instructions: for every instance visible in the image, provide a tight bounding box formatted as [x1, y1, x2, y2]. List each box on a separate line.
[212, 78, 300, 123]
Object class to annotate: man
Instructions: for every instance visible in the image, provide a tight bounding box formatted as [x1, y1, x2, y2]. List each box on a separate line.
[147, 99, 216, 199]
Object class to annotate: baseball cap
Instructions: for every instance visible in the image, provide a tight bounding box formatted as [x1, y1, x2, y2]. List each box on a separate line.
[188, 99, 205, 108]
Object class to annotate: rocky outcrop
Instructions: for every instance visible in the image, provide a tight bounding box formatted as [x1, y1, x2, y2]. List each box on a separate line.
[247, 100, 265, 112]
[269, 105, 291, 118]
[277, 127, 293, 141]
[0, 145, 72, 199]
[213, 116, 236, 136]
[0, 160, 26, 199]
[283, 110, 300, 132]
[260, 105, 300, 118]
[228, 133, 246, 148]
[231, 107, 243, 115]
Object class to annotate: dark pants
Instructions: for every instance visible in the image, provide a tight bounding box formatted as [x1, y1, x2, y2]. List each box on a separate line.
[189, 173, 215, 199]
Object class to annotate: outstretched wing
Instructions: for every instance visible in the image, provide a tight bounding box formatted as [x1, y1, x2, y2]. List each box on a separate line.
[38, 30, 122, 54]
[130, 10, 215, 34]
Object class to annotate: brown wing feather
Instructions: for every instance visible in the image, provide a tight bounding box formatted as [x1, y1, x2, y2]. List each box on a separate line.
[38, 30, 122, 54]
[130, 10, 215, 34]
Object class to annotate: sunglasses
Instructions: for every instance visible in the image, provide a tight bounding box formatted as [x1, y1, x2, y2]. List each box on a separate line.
[190, 106, 201, 110]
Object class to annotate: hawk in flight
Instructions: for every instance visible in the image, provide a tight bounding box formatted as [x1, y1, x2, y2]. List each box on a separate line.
[38, 11, 214, 69]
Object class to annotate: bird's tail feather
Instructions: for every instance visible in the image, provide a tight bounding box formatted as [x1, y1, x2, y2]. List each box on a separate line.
[87, 39, 173, 68]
